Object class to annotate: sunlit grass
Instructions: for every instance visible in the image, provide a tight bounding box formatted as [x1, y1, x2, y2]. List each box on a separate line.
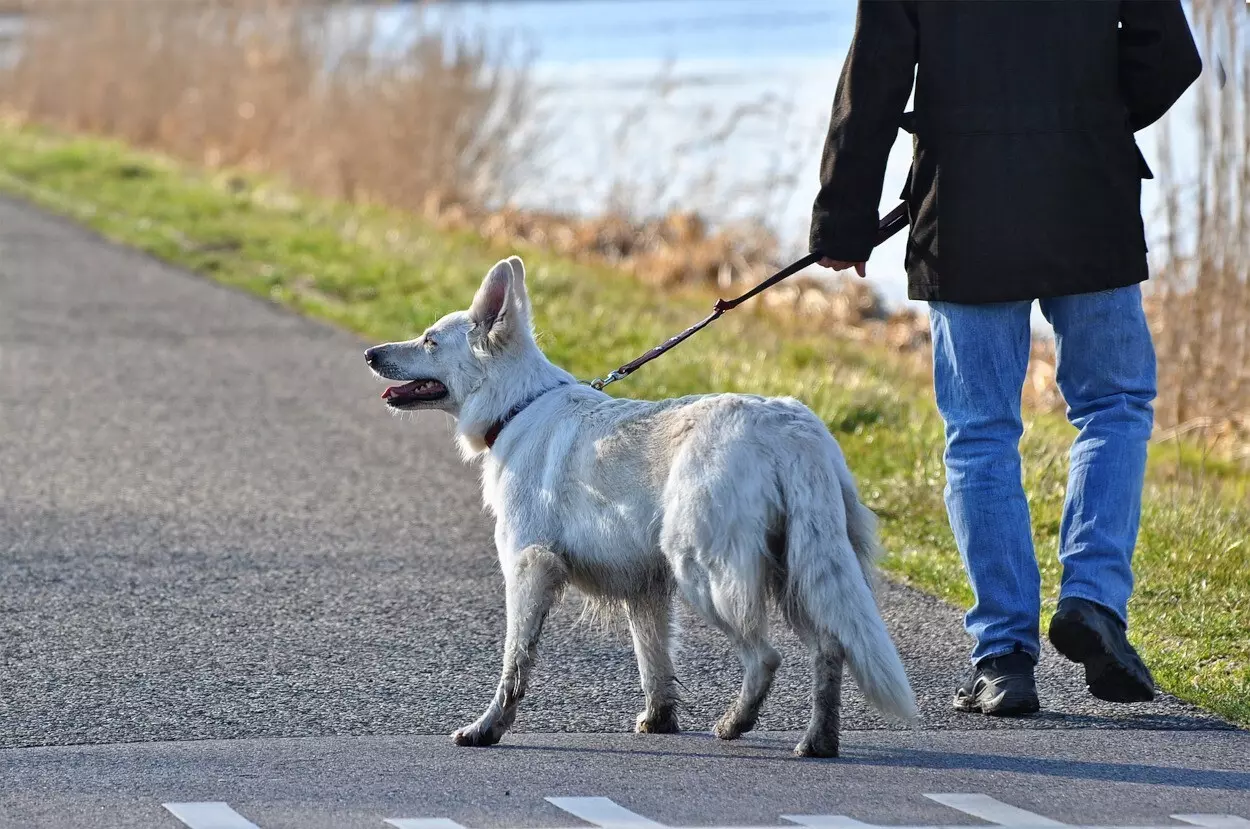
[0, 124, 1245, 726]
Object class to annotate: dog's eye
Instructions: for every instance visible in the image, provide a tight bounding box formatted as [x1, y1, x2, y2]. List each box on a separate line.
[424, 337, 437, 351]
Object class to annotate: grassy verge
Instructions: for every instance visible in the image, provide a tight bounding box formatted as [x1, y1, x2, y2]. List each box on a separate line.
[1, 124, 1246, 726]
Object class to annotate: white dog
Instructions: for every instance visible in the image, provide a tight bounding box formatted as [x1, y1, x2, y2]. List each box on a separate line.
[365, 256, 917, 757]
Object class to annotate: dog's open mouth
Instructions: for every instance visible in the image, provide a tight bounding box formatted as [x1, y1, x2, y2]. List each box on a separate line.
[382, 379, 448, 408]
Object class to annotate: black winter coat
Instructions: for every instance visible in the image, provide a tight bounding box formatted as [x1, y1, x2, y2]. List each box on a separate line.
[809, 0, 1202, 304]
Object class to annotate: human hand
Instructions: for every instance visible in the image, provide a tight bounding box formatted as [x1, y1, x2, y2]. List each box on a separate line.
[818, 258, 867, 278]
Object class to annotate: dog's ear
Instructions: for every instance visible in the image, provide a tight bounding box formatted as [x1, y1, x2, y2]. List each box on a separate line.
[469, 258, 527, 349]
[505, 255, 532, 322]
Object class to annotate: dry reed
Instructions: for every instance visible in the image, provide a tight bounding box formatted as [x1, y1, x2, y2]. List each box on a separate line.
[1150, 0, 1250, 455]
[0, 0, 541, 213]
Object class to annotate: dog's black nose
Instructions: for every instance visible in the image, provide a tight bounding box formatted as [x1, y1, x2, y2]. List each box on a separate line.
[364, 347, 380, 367]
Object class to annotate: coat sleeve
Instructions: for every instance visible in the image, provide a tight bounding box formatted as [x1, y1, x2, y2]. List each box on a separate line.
[809, 0, 917, 263]
[1118, 0, 1203, 132]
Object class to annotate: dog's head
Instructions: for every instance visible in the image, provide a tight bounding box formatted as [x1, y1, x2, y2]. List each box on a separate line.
[364, 256, 534, 417]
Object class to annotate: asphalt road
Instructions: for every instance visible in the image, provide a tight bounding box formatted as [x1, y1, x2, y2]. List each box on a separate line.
[0, 195, 1245, 828]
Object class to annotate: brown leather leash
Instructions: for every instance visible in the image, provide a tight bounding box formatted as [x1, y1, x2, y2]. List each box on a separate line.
[588, 201, 910, 391]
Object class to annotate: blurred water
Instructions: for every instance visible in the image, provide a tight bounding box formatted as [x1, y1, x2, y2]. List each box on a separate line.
[0, 14, 21, 68]
[356, 1, 915, 293]
[413, 0, 848, 63]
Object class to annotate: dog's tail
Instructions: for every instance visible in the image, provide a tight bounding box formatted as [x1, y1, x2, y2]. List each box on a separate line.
[784, 440, 918, 724]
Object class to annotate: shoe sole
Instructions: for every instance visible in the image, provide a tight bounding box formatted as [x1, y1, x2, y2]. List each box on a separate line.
[952, 689, 1040, 717]
[1049, 614, 1155, 703]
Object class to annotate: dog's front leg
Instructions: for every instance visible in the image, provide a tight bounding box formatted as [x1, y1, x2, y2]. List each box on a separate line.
[626, 593, 680, 733]
[452, 545, 567, 747]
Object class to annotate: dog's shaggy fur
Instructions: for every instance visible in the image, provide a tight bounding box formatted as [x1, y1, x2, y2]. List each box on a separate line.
[366, 256, 917, 757]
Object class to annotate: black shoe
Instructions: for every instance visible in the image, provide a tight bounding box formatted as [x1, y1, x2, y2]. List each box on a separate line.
[1048, 597, 1155, 703]
[952, 651, 1041, 716]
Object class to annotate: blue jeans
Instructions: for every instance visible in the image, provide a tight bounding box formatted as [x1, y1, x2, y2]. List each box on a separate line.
[929, 286, 1157, 664]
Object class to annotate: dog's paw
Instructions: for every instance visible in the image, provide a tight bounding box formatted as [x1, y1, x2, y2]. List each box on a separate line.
[635, 710, 680, 734]
[793, 734, 839, 759]
[712, 713, 752, 741]
[451, 722, 504, 747]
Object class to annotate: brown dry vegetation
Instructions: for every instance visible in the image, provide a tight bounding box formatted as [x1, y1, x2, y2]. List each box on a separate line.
[1147, 0, 1250, 457]
[0, 0, 1245, 455]
[1, 1, 541, 210]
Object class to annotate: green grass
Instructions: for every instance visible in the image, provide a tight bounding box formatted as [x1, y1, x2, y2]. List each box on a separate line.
[1, 124, 1246, 726]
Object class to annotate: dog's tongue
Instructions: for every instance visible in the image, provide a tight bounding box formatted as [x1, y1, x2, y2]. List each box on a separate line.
[382, 380, 422, 400]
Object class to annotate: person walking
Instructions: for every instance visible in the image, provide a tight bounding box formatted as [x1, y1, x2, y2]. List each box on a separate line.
[810, 1, 1201, 715]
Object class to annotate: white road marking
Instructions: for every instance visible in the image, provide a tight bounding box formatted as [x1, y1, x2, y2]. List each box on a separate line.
[925, 794, 1068, 827]
[162, 802, 261, 829]
[158, 795, 1250, 829]
[546, 796, 665, 828]
[783, 817, 875, 828]
[1173, 818, 1250, 829]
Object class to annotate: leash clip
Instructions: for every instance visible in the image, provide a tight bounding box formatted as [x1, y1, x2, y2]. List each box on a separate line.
[589, 369, 625, 391]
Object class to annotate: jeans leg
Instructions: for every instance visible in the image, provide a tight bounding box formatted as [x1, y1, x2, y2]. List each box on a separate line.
[1040, 286, 1156, 624]
[929, 300, 1039, 663]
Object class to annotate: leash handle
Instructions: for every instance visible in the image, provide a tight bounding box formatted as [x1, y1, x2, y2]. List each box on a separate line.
[589, 202, 909, 391]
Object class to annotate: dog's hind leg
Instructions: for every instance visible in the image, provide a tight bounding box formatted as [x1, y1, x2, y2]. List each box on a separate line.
[453, 545, 567, 748]
[672, 558, 779, 741]
[782, 602, 844, 758]
[796, 636, 845, 758]
[626, 592, 680, 734]
[711, 612, 781, 741]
